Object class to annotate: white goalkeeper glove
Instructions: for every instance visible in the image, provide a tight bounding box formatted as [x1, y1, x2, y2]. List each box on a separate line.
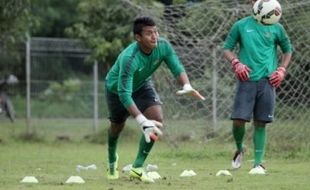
[135, 114, 163, 143]
[176, 83, 205, 100]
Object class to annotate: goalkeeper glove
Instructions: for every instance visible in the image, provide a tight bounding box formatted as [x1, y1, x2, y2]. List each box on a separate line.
[176, 83, 205, 100]
[269, 66, 286, 88]
[135, 114, 163, 143]
[231, 58, 251, 81]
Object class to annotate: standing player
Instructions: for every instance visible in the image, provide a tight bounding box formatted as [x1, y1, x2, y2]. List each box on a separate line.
[223, 0, 293, 174]
[105, 16, 205, 183]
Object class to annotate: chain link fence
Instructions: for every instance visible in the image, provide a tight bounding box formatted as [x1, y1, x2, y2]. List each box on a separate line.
[25, 37, 102, 134]
[131, 1, 310, 146]
[18, 1, 310, 148]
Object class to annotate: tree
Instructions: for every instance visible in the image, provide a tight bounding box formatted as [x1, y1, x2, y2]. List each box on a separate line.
[30, 0, 81, 37]
[0, 0, 31, 46]
[0, 0, 31, 76]
[66, 0, 137, 71]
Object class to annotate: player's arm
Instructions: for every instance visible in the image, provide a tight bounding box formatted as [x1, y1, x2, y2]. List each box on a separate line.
[279, 53, 292, 69]
[162, 40, 205, 100]
[117, 57, 162, 142]
[223, 50, 237, 62]
[224, 50, 251, 81]
[223, 23, 251, 81]
[277, 25, 293, 70]
[117, 74, 160, 137]
[123, 103, 162, 142]
[223, 21, 251, 80]
[269, 26, 293, 88]
[176, 72, 205, 100]
[269, 52, 292, 88]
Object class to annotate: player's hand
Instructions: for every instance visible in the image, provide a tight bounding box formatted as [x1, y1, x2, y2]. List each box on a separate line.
[269, 66, 286, 88]
[231, 58, 251, 81]
[135, 114, 163, 143]
[176, 83, 205, 100]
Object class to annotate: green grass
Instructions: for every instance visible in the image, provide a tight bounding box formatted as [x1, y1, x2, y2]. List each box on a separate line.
[1, 119, 310, 190]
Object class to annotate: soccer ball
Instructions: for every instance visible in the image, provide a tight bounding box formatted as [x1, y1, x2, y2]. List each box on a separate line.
[253, 0, 282, 25]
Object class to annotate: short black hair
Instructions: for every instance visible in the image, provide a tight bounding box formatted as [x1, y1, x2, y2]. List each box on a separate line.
[133, 16, 156, 35]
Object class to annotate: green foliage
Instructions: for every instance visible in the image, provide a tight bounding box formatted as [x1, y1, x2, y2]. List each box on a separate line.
[31, 78, 97, 118]
[0, 0, 31, 76]
[0, 0, 31, 45]
[0, 51, 24, 77]
[30, 0, 81, 37]
[66, 0, 137, 66]
[42, 78, 82, 102]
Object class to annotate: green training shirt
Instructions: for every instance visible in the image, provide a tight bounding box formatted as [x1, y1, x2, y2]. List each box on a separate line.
[105, 37, 185, 108]
[223, 16, 293, 81]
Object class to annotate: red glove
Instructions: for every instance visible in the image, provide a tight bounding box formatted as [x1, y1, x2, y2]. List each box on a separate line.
[269, 67, 286, 88]
[231, 58, 251, 81]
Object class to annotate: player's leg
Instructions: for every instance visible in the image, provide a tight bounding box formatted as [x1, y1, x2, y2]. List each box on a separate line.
[231, 81, 256, 168]
[231, 119, 246, 169]
[130, 81, 162, 182]
[106, 122, 124, 180]
[130, 105, 162, 183]
[132, 105, 163, 168]
[108, 123, 124, 165]
[250, 79, 275, 174]
[252, 121, 266, 170]
[105, 88, 130, 180]
[249, 120, 267, 174]
[232, 120, 246, 153]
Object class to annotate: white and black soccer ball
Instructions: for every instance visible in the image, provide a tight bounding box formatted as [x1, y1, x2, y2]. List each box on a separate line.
[253, 0, 282, 25]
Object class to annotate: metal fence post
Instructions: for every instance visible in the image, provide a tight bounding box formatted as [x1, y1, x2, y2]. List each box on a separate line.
[26, 36, 32, 135]
[93, 60, 99, 133]
[212, 48, 217, 130]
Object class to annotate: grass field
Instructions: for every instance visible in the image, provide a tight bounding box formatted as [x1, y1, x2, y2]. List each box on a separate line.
[1, 119, 310, 190]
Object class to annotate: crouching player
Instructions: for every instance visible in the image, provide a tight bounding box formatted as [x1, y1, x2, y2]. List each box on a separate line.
[105, 16, 205, 183]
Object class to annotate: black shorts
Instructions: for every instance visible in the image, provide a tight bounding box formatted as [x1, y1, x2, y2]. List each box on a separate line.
[231, 78, 275, 123]
[105, 81, 162, 123]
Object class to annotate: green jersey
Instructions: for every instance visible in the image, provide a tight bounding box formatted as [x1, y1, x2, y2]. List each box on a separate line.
[105, 37, 185, 108]
[223, 16, 293, 81]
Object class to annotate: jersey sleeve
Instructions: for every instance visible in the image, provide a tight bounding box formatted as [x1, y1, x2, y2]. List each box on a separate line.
[117, 55, 137, 108]
[223, 22, 240, 50]
[162, 40, 185, 77]
[277, 24, 293, 54]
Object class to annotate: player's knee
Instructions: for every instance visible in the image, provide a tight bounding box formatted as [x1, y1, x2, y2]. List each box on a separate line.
[148, 114, 163, 123]
[254, 121, 266, 127]
[110, 122, 125, 135]
[233, 119, 246, 127]
[143, 114, 163, 123]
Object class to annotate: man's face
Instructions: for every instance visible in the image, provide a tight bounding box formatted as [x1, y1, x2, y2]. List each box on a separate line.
[136, 26, 159, 51]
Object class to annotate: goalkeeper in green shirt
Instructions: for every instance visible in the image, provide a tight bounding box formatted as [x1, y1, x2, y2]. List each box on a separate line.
[105, 16, 205, 183]
[223, 0, 293, 175]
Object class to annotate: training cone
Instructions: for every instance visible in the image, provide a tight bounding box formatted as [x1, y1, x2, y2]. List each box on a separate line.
[180, 169, 197, 177]
[216, 170, 232, 176]
[20, 176, 39, 183]
[122, 164, 133, 172]
[65, 176, 85, 184]
[146, 164, 159, 172]
[147, 171, 161, 180]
